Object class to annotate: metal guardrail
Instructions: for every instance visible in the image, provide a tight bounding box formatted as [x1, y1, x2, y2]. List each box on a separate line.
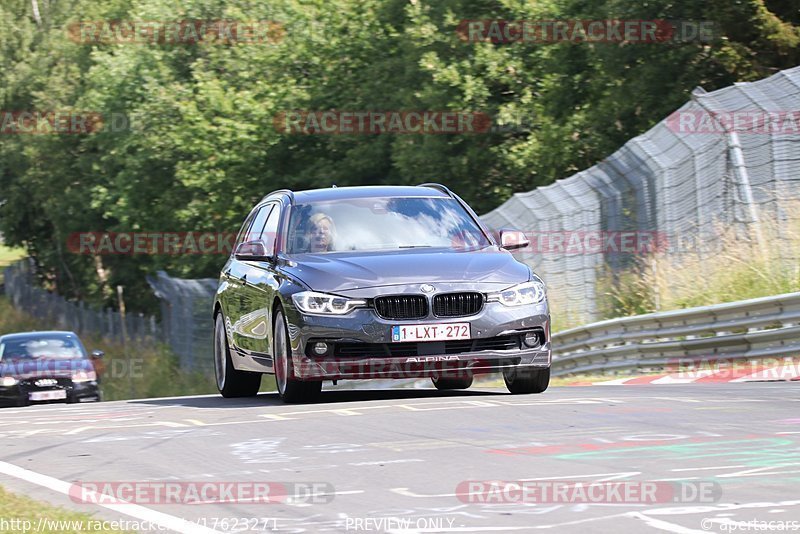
[550, 292, 800, 376]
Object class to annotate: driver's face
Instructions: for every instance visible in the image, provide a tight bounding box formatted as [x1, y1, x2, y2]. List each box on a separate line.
[310, 219, 333, 251]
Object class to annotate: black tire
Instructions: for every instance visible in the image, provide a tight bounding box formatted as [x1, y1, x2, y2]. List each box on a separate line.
[214, 313, 262, 398]
[431, 374, 473, 390]
[273, 309, 322, 403]
[503, 366, 550, 394]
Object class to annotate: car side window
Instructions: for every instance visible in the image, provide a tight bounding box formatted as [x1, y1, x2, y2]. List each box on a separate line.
[234, 205, 272, 255]
[233, 211, 258, 253]
[245, 205, 273, 244]
[260, 203, 281, 256]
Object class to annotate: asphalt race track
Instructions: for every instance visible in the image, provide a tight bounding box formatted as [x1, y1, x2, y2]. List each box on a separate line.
[1, 383, 799, 533]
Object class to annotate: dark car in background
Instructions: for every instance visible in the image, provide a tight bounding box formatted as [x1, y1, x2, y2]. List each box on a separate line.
[0, 331, 103, 407]
[213, 184, 550, 403]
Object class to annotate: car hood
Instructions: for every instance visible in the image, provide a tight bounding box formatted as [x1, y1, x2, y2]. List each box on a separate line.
[281, 247, 530, 294]
[0, 358, 93, 380]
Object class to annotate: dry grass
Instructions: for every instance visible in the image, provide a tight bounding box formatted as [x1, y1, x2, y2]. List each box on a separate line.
[599, 204, 800, 318]
[0, 485, 132, 533]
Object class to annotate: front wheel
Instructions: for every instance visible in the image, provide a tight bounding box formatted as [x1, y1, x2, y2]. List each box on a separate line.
[503, 366, 550, 394]
[273, 309, 322, 403]
[214, 313, 262, 398]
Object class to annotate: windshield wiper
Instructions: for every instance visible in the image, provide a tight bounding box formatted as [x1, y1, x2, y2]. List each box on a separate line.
[398, 245, 433, 249]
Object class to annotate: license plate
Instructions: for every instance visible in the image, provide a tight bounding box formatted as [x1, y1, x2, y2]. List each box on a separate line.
[30, 390, 67, 401]
[391, 323, 471, 342]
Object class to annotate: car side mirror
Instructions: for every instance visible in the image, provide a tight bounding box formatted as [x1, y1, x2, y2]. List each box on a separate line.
[235, 240, 271, 261]
[91, 350, 104, 359]
[500, 230, 530, 251]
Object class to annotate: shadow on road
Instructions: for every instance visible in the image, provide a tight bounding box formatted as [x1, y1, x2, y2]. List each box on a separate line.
[128, 387, 506, 409]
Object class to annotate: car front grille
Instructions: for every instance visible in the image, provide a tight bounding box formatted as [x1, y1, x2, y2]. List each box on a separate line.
[432, 292, 484, 317]
[333, 335, 520, 358]
[374, 295, 428, 320]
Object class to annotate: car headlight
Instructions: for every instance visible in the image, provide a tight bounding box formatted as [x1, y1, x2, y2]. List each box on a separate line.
[72, 370, 96, 383]
[292, 291, 366, 315]
[488, 280, 546, 306]
[0, 376, 18, 387]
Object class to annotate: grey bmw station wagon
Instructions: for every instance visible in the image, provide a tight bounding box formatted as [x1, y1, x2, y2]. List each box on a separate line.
[213, 184, 551, 403]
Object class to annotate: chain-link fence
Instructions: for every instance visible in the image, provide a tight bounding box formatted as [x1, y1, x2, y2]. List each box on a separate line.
[146, 271, 217, 373]
[3, 260, 161, 346]
[482, 65, 800, 325]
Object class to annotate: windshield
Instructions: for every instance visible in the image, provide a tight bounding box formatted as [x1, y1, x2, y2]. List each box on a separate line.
[0, 335, 86, 361]
[286, 196, 491, 254]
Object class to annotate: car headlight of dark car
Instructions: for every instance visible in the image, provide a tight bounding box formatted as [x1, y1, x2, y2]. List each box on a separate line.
[0, 376, 19, 387]
[292, 291, 367, 315]
[72, 369, 96, 382]
[488, 280, 546, 306]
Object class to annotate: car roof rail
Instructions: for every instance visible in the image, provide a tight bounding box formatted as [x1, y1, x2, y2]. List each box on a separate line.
[261, 189, 295, 204]
[417, 182, 453, 197]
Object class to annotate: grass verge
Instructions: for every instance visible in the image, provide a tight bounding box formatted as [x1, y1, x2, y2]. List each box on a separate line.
[0, 485, 133, 533]
[598, 207, 800, 318]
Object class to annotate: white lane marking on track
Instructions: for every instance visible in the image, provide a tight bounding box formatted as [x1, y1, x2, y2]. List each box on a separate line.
[64, 421, 188, 435]
[644, 500, 800, 516]
[671, 465, 746, 472]
[284, 490, 366, 507]
[349, 459, 424, 466]
[0, 460, 223, 534]
[183, 489, 366, 506]
[715, 463, 800, 478]
[184, 419, 206, 426]
[626, 511, 706, 533]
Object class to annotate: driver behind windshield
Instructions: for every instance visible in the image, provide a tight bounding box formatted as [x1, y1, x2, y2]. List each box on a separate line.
[307, 213, 336, 252]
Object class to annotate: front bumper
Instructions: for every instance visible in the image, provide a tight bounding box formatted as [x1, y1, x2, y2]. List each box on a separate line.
[285, 301, 550, 380]
[0, 380, 100, 407]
